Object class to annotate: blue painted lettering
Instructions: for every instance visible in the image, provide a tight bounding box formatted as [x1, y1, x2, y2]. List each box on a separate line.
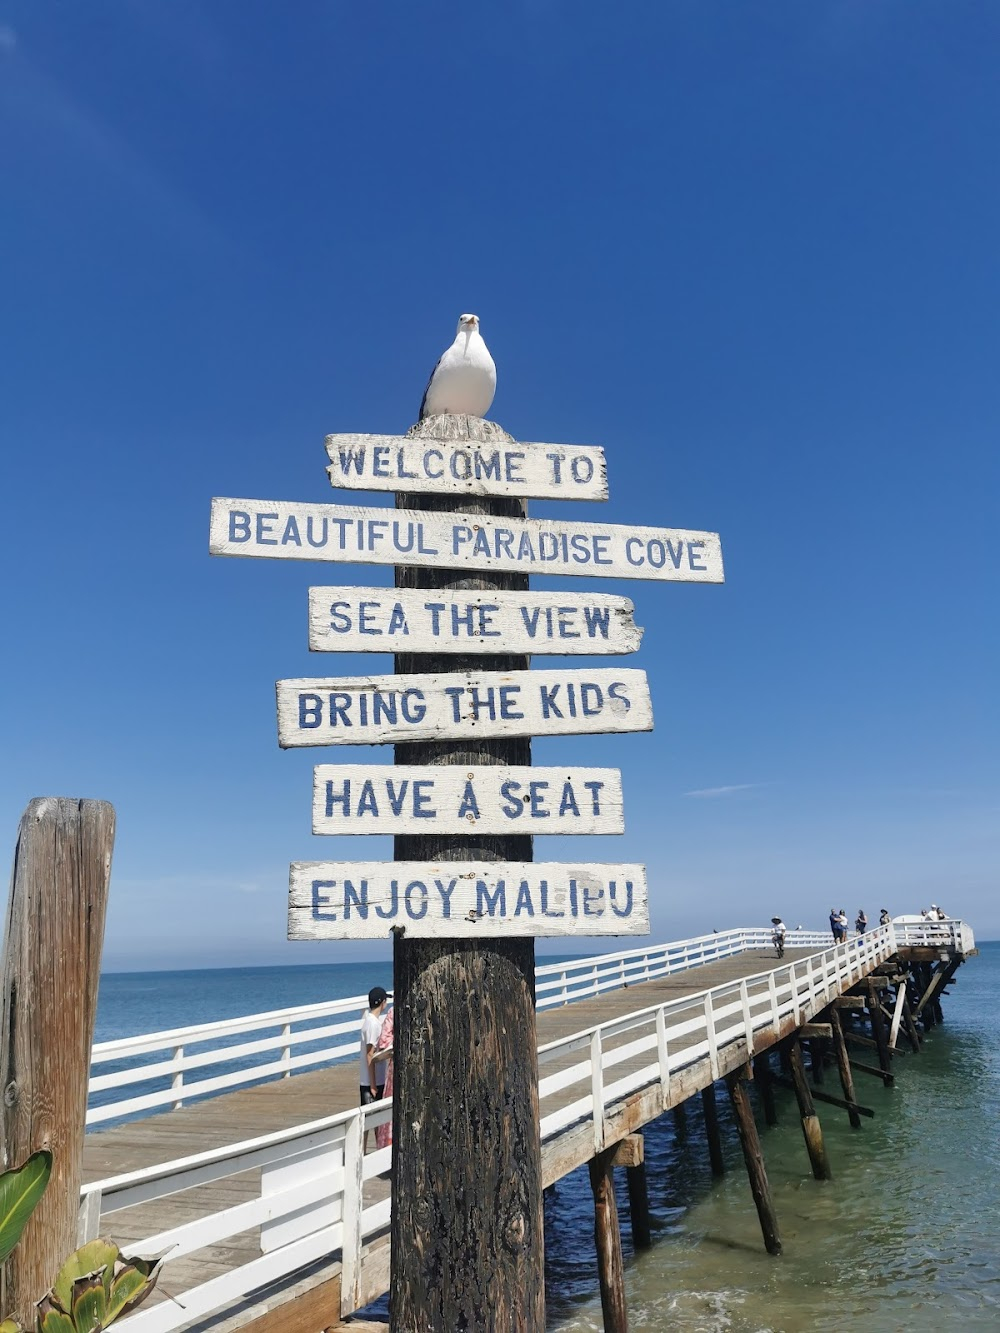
[477, 879, 506, 917]
[311, 879, 337, 920]
[457, 780, 480, 821]
[229, 511, 251, 542]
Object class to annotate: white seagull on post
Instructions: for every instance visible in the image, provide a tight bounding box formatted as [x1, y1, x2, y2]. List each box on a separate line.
[419, 313, 497, 420]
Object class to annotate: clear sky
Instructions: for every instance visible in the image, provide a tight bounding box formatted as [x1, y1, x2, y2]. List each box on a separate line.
[2, 3, 997, 971]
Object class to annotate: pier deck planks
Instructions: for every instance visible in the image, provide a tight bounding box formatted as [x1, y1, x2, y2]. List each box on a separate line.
[80, 948, 817, 1326]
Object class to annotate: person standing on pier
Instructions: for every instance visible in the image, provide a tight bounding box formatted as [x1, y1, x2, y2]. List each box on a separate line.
[360, 986, 389, 1150]
[880, 907, 891, 926]
[829, 907, 840, 942]
[838, 908, 849, 941]
[373, 1007, 395, 1150]
[855, 908, 868, 935]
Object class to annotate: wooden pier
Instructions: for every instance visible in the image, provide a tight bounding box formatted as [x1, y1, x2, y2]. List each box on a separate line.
[71, 919, 975, 1333]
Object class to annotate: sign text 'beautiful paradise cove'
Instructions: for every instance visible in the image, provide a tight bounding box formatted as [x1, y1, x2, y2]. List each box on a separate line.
[288, 861, 649, 939]
[210, 498, 723, 583]
[276, 668, 653, 747]
[308, 587, 643, 655]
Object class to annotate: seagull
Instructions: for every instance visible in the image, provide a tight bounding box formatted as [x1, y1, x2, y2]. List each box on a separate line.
[419, 313, 497, 419]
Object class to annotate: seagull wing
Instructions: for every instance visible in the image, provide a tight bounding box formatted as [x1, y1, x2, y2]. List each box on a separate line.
[419, 355, 444, 420]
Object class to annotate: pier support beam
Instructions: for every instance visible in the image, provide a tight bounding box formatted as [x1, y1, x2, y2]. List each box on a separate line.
[866, 979, 893, 1078]
[725, 1067, 781, 1256]
[701, 1084, 725, 1176]
[589, 1146, 628, 1333]
[614, 1135, 651, 1251]
[828, 1007, 861, 1128]
[787, 1038, 832, 1180]
[753, 1055, 778, 1126]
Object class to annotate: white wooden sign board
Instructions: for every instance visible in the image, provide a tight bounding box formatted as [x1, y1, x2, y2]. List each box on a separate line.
[277, 668, 653, 748]
[210, 497, 724, 584]
[307, 587, 643, 655]
[288, 861, 649, 939]
[325, 433, 608, 501]
[312, 765, 624, 835]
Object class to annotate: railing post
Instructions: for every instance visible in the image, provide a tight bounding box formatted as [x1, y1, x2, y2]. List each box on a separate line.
[281, 1022, 292, 1077]
[655, 1007, 670, 1110]
[340, 1108, 365, 1318]
[591, 1030, 605, 1152]
[704, 993, 720, 1080]
[172, 1045, 184, 1110]
[789, 963, 800, 1024]
[768, 969, 779, 1027]
[76, 1189, 101, 1247]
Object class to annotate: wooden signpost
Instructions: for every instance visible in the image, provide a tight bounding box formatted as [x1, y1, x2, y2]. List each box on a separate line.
[325, 430, 609, 500]
[289, 860, 648, 939]
[307, 586, 643, 654]
[210, 407, 724, 1331]
[312, 764, 625, 835]
[276, 667, 653, 747]
[209, 495, 723, 583]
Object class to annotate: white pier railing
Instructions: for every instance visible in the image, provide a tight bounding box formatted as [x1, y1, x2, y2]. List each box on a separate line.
[87, 926, 829, 1127]
[80, 923, 942, 1329]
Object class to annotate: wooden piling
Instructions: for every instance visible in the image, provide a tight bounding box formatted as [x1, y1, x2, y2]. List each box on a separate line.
[589, 1146, 628, 1333]
[828, 1007, 861, 1128]
[701, 1084, 725, 1176]
[390, 416, 544, 1332]
[725, 1068, 781, 1256]
[900, 985, 922, 1053]
[754, 1054, 778, 1126]
[866, 979, 893, 1078]
[614, 1135, 651, 1251]
[0, 798, 115, 1327]
[787, 1038, 832, 1180]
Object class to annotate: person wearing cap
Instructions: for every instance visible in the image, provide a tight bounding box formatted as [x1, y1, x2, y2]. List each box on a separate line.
[879, 908, 891, 926]
[360, 986, 389, 1149]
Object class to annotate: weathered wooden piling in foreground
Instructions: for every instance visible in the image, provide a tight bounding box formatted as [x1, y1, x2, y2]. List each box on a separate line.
[1, 798, 114, 1328]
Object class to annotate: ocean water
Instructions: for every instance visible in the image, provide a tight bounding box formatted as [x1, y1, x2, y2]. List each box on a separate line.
[94, 944, 1000, 1330]
[543, 941, 1000, 1332]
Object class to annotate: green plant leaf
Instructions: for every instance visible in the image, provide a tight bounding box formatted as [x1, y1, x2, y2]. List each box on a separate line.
[0, 1151, 52, 1266]
[69, 1276, 106, 1333]
[34, 1309, 74, 1333]
[106, 1261, 159, 1322]
[50, 1244, 117, 1314]
[0, 1317, 23, 1333]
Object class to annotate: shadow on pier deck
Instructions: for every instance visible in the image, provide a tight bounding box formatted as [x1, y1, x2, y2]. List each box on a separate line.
[81, 924, 974, 1332]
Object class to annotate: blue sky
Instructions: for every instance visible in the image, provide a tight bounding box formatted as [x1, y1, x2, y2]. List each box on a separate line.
[2, 2, 997, 970]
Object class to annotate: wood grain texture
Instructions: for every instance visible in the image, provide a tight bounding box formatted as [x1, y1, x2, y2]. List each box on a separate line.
[0, 798, 114, 1326]
[388, 415, 544, 1331]
[276, 668, 653, 748]
[325, 426, 608, 501]
[209, 496, 724, 584]
[288, 861, 648, 940]
[307, 586, 643, 655]
[312, 765, 625, 835]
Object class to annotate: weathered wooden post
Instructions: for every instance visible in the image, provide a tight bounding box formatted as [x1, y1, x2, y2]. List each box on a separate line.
[828, 1006, 862, 1128]
[786, 1037, 832, 1181]
[589, 1146, 628, 1333]
[0, 798, 114, 1326]
[753, 1054, 778, 1126]
[389, 416, 544, 1330]
[724, 1066, 781, 1255]
[701, 1084, 726, 1177]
